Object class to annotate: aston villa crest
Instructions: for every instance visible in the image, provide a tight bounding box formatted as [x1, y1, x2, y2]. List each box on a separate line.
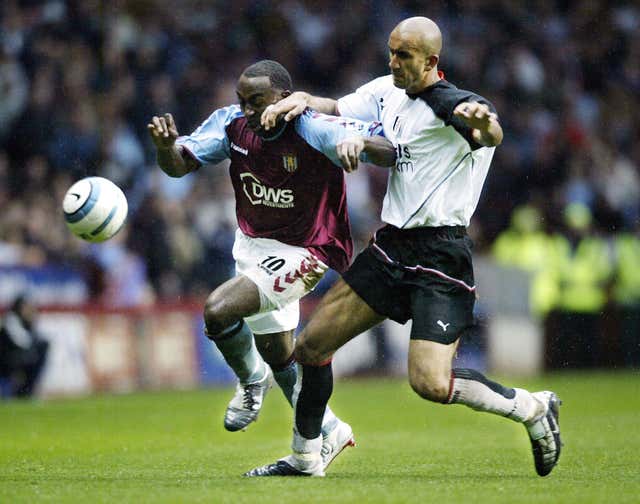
[282, 154, 298, 173]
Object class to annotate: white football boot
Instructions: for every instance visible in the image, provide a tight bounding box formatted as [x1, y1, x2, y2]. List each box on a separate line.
[245, 430, 325, 477]
[321, 419, 355, 470]
[223, 367, 273, 432]
[525, 391, 563, 476]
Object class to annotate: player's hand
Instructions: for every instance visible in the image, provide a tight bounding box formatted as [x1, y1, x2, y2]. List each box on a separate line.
[261, 92, 310, 131]
[147, 113, 179, 150]
[453, 102, 497, 130]
[337, 136, 365, 173]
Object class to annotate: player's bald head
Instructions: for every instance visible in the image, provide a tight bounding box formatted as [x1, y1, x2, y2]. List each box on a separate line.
[392, 17, 442, 57]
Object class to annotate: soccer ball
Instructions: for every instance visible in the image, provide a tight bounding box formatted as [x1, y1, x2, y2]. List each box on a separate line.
[62, 177, 128, 242]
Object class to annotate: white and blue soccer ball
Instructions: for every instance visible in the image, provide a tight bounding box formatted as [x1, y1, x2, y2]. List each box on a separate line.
[62, 177, 128, 243]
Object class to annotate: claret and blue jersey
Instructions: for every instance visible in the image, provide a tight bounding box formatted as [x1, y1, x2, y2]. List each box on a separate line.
[176, 105, 383, 272]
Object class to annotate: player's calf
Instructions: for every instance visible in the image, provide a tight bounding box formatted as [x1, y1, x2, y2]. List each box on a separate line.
[205, 320, 273, 432]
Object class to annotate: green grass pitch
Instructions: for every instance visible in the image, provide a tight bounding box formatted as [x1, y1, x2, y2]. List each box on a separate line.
[1, 372, 639, 503]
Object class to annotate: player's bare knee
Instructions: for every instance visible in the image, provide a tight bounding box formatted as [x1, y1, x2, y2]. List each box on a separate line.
[293, 340, 313, 364]
[203, 296, 229, 337]
[294, 338, 325, 365]
[409, 374, 450, 403]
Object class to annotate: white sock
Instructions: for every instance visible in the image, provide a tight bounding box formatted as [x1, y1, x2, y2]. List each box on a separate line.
[292, 427, 323, 454]
[448, 368, 540, 423]
[289, 428, 323, 473]
[321, 406, 338, 436]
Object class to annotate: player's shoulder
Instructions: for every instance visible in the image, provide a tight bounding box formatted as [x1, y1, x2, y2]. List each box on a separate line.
[191, 104, 244, 138]
[415, 79, 496, 122]
[368, 74, 394, 88]
[208, 103, 244, 124]
[356, 74, 395, 95]
[416, 79, 478, 106]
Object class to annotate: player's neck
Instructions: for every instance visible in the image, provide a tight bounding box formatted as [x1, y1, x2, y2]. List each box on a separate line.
[409, 68, 441, 95]
[425, 68, 441, 87]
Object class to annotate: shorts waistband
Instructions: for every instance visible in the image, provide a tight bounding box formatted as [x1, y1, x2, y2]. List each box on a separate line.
[377, 224, 467, 240]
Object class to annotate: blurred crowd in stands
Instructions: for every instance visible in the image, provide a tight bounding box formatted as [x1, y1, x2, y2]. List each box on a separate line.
[1, 0, 639, 327]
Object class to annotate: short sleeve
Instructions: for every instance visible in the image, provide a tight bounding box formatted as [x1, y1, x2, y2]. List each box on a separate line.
[447, 94, 498, 150]
[422, 84, 498, 151]
[175, 105, 243, 165]
[336, 77, 387, 122]
[294, 110, 384, 167]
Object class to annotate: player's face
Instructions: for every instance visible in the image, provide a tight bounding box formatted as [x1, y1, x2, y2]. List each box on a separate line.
[388, 30, 430, 93]
[237, 75, 282, 135]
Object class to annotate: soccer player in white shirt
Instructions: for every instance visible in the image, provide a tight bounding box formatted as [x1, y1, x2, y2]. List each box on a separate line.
[247, 17, 562, 478]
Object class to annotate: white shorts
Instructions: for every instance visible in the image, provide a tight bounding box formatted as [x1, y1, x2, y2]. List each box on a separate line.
[232, 230, 328, 334]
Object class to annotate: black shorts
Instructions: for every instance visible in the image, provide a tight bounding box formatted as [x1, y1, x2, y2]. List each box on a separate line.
[342, 225, 476, 344]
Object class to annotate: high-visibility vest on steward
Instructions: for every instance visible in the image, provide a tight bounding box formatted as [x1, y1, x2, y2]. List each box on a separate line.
[613, 233, 640, 306]
[493, 230, 551, 272]
[530, 234, 570, 316]
[556, 236, 612, 313]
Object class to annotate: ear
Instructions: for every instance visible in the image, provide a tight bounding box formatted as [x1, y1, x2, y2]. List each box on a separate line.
[281, 89, 292, 99]
[426, 54, 439, 70]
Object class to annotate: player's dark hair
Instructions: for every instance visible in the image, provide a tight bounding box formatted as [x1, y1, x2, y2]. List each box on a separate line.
[242, 60, 292, 90]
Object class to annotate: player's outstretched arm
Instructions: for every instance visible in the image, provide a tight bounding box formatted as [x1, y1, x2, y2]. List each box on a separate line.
[453, 102, 503, 147]
[363, 136, 396, 168]
[147, 113, 197, 177]
[261, 92, 338, 131]
[337, 136, 396, 173]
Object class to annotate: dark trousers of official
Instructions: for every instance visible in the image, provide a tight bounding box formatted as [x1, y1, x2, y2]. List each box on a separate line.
[544, 310, 603, 369]
[619, 306, 640, 367]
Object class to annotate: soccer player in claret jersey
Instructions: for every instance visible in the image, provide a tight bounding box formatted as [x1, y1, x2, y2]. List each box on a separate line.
[247, 18, 562, 478]
[147, 60, 395, 469]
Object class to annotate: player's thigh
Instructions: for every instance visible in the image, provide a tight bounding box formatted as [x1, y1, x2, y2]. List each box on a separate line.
[296, 278, 385, 364]
[409, 279, 476, 344]
[407, 281, 473, 397]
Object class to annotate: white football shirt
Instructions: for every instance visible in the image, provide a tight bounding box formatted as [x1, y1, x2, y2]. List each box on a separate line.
[338, 75, 497, 228]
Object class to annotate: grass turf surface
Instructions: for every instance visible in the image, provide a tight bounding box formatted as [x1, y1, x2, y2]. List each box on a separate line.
[1, 372, 639, 503]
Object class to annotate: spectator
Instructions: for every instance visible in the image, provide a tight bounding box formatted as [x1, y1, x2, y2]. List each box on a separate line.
[0, 48, 28, 142]
[0, 295, 49, 398]
[542, 204, 613, 369]
[612, 224, 640, 367]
